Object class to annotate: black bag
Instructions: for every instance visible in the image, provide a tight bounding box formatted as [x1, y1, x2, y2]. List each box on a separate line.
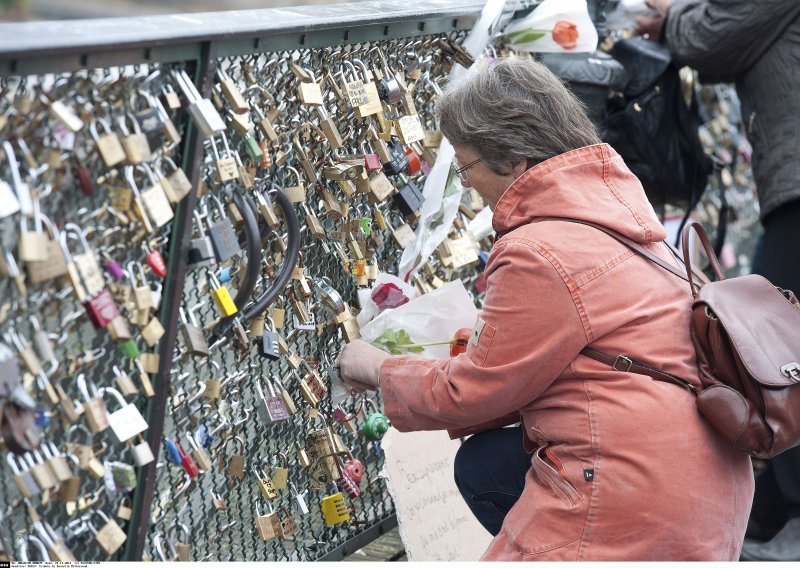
[602, 37, 711, 211]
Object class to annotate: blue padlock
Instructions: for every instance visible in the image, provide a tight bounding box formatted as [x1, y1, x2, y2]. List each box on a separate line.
[218, 266, 234, 284]
[164, 438, 182, 464]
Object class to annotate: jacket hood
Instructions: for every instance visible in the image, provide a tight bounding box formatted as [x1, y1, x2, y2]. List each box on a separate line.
[492, 143, 666, 243]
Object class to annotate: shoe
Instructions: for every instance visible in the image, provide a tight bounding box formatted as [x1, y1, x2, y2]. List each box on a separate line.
[740, 517, 800, 561]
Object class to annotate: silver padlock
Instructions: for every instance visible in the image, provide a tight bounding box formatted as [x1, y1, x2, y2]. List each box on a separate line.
[102, 387, 148, 443]
[128, 434, 155, 467]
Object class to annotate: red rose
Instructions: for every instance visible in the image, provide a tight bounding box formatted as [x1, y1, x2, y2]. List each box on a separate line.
[552, 21, 579, 50]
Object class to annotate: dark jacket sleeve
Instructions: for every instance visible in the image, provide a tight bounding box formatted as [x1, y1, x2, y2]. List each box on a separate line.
[665, 0, 800, 81]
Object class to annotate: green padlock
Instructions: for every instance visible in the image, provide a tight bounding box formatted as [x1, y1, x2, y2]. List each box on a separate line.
[360, 399, 389, 441]
[359, 217, 372, 238]
[110, 462, 137, 490]
[119, 339, 141, 359]
[243, 132, 264, 163]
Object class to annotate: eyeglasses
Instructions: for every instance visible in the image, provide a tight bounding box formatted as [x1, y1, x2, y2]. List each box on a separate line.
[451, 157, 481, 181]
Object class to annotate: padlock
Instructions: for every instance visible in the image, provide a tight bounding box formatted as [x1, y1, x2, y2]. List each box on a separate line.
[57, 453, 82, 502]
[187, 210, 216, 269]
[210, 489, 227, 511]
[166, 523, 192, 561]
[138, 164, 175, 230]
[90, 117, 126, 167]
[255, 503, 282, 541]
[303, 203, 326, 239]
[110, 461, 137, 490]
[223, 435, 246, 479]
[258, 318, 281, 361]
[156, 156, 193, 204]
[128, 434, 155, 467]
[361, 398, 391, 441]
[385, 211, 417, 248]
[256, 378, 290, 424]
[274, 376, 298, 415]
[102, 387, 148, 443]
[185, 432, 212, 472]
[140, 316, 166, 347]
[59, 223, 106, 303]
[77, 374, 109, 433]
[210, 133, 239, 182]
[278, 506, 298, 538]
[282, 166, 306, 203]
[18, 196, 48, 263]
[297, 68, 324, 106]
[337, 457, 363, 499]
[305, 413, 341, 486]
[317, 105, 343, 148]
[179, 305, 209, 356]
[340, 60, 369, 109]
[89, 510, 127, 556]
[118, 113, 151, 164]
[216, 67, 250, 112]
[41, 441, 73, 483]
[206, 194, 240, 262]
[208, 271, 238, 316]
[396, 114, 425, 145]
[255, 190, 280, 227]
[8, 453, 41, 498]
[321, 492, 351, 526]
[116, 497, 133, 521]
[270, 452, 289, 490]
[176, 440, 200, 479]
[130, 89, 164, 135]
[254, 465, 278, 500]
[23, 451, 57, 491]
[352, 59, 383, 118]
[143, 241, 168, 279]
[26, 213, 68, 283]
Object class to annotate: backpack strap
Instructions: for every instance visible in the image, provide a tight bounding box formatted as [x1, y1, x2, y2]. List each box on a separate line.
[579, 347, 698, 395]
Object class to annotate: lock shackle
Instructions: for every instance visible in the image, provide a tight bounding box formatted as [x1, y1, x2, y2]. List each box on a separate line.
[86, 508, 112, 534]
[223, 434, 245, 454]
[364, 397, 381, 415]
[153, 532, 169, 562]
[128, 89, 155, 113]
[76, 373, 100, 402]
[99, 386, 126, 410]
[155, 155, 179, 176]
[271, 451, 288, 468]
[89, 117, 113, 140]
[16, 534, 50, 562]
[126, 260, 148, 287]
[284, 165, 302, 187]
[165, 522, 190, 551]
[1, 139, 26, 195]
[65, 423, 93, 446]
[59, 222, 92, 263]
[351, 59, 371, 82]
[255, 501, 274, 517]
[117, 112, 142, 136]
[184, 431, 202, 452]
[6, 452, 24, 473]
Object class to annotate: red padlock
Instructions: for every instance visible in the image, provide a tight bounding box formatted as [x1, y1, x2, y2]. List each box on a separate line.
[363, 153, 382, 172]
[73, 159, 95, 196]
[177, 441, 199, 478]
[404, 147, 421, 175]
[84, 288, 121, 329]
[143, 243, 167, 279]
[343, 458, 364, 484]
[258, 140, 271, 169]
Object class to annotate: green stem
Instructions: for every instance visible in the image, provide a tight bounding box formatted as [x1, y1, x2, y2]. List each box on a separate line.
[396, 339, 455, 348]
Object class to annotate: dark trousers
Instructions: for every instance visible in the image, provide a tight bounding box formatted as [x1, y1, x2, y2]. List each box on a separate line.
[453, 426, 529, 536]
[751, 198, 800, 528]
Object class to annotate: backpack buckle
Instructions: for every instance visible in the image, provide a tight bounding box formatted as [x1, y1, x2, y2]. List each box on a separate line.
[780, 362, 800, 382]
[613, 355, 633, 372]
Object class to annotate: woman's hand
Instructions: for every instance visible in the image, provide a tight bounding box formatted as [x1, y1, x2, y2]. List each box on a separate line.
[644, 0, 676, 17]
[338, 339, 391, 392]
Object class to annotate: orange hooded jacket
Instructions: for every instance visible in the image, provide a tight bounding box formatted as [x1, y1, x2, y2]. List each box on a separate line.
[379, 144, 754, 560]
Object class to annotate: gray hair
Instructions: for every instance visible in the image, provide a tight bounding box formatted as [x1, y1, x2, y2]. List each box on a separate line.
[436, 57, 600, 175]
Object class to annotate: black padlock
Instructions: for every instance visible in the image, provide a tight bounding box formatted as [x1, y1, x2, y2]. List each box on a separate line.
[187, 211, 215, 269]
[259, 332, 281, 360]
[382, 141, 409, 177]
[130, 90, 164, 136]
[207, 196, 240, 262]
[393, 179, 425, 216]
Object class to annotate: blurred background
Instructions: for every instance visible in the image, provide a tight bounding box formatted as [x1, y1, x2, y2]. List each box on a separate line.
[0, 0, 358, 20]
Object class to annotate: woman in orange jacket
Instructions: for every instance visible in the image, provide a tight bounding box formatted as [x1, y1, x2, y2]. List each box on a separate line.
[338, 57, 753, 560]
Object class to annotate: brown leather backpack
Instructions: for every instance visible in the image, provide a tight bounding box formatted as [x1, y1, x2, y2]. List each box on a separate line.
[558, 219, 800, 459]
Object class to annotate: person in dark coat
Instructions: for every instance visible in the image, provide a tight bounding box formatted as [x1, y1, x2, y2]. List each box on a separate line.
[640, 0, 800, 560]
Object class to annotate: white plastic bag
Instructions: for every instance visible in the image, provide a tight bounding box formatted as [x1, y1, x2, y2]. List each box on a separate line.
[501, 0, 598, 54]
[360, 280, 478, 360]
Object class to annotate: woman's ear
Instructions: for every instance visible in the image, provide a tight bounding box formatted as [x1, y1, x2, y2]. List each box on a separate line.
[510, 159, 529, 178]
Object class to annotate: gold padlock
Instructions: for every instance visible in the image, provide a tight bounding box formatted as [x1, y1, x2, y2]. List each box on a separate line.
[321, 492, 351, 526]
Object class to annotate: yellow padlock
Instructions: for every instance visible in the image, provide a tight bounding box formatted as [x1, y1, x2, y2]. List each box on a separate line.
[321, 492, 350, 526]
[208, 272, 238, 316]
